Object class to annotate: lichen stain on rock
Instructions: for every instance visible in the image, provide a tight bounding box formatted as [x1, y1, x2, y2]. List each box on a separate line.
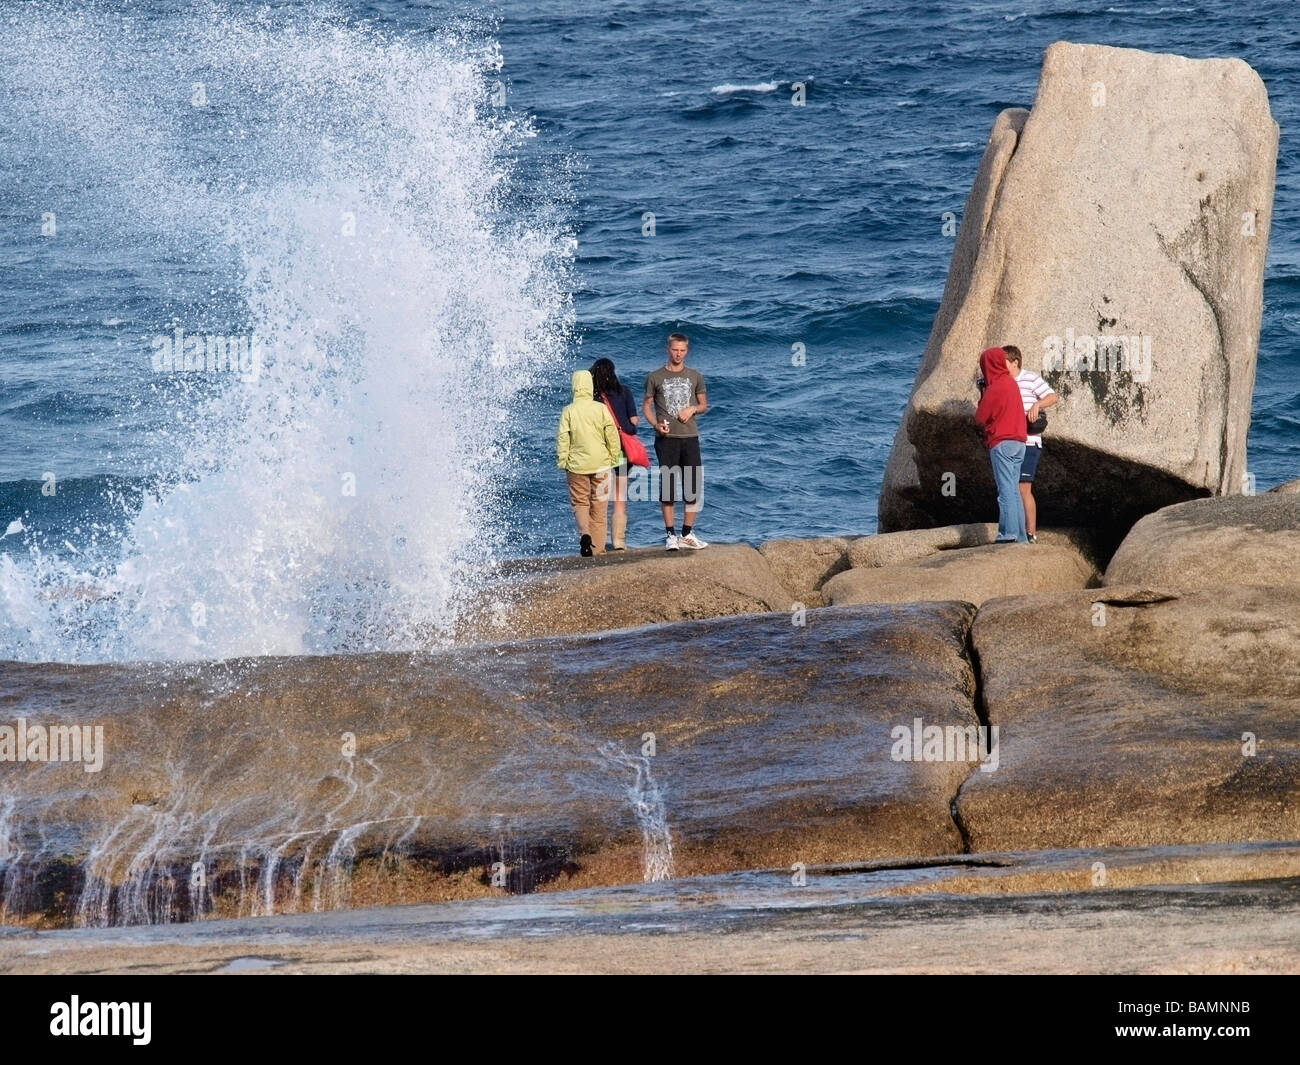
[1085, 365, 1147, 424]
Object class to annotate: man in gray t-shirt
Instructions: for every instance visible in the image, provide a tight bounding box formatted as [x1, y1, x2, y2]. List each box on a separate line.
[643, 333, 708, 551]
[645, 365, 704, 438]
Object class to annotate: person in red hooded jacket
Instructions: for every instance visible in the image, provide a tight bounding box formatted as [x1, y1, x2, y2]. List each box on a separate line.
[974, 346, 1028, 543]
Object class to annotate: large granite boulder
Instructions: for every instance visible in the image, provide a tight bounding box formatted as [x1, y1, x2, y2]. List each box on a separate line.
[824, 541, 1096, 608]
[0, 602, 979, 926]
[848, 524, 999, 569]
[459, 543, 792, 642]
[879, 42, 1278, 534]
[846, 523, 1108, 571]
[957, 585, 1300, 851]
[1103, 494, 1300, 591]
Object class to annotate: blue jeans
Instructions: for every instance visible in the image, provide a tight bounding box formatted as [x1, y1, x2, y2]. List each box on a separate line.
[990, 441, 1027, 542]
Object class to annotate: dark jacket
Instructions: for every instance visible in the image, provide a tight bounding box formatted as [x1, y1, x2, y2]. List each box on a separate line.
[596, 383, 637, 435]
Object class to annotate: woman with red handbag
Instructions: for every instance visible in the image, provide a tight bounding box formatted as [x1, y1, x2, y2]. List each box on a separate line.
[591, 358, 649, 550]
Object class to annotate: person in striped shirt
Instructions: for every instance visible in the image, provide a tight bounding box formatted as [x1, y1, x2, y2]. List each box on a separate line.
[1003, 346, 1057, 544]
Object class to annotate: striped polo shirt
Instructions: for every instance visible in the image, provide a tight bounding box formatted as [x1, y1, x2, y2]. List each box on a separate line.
[1016, 370, 1056, 448]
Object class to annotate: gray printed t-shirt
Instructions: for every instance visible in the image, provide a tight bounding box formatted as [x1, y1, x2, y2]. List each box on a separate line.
[644, 366, 706, 438]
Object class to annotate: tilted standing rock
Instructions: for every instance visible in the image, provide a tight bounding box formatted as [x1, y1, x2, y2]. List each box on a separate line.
[879, 42, 1278, 533]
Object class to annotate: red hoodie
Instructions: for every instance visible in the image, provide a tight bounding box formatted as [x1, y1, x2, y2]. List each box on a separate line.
[974, 347, 1028, 449]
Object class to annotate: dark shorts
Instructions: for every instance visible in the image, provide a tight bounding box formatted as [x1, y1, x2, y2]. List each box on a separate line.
[654, 435, 702, 504]
[1020, 444, 1042, 483]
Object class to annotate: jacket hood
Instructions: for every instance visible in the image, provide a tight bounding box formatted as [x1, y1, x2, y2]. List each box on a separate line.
[979, 346, 1010, 381]
[570, 369, 594, 401]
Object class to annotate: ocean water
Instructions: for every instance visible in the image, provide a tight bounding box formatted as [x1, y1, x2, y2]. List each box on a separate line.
[0, 0, 1296, 661]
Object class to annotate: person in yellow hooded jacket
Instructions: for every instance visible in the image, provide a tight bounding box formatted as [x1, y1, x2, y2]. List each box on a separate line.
[556, 369, 622, 556]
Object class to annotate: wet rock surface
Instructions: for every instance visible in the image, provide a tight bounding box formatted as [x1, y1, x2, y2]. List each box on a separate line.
[3, 842, 1296, 974]
[0, 602, 978, 926]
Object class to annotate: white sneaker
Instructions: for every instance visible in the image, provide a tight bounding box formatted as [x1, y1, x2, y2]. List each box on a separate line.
[665, 534, 679, 551]
[678, 532, 708, 550]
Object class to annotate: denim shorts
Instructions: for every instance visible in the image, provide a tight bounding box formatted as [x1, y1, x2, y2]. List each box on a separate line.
[1020, 444, 1042, 483]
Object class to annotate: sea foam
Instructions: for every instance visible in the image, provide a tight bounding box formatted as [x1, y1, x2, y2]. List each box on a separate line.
[0, 4, 573, 662]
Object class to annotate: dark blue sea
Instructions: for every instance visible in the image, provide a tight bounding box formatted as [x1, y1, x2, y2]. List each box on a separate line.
[0, 0, 1296, 660]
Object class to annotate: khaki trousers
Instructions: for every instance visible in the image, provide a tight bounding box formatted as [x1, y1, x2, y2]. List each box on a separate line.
[566, 470, 611, 554]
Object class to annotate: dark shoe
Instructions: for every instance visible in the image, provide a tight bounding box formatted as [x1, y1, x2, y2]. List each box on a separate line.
[1027, 534, 1038, 544]
[579, 534, 593, 557]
